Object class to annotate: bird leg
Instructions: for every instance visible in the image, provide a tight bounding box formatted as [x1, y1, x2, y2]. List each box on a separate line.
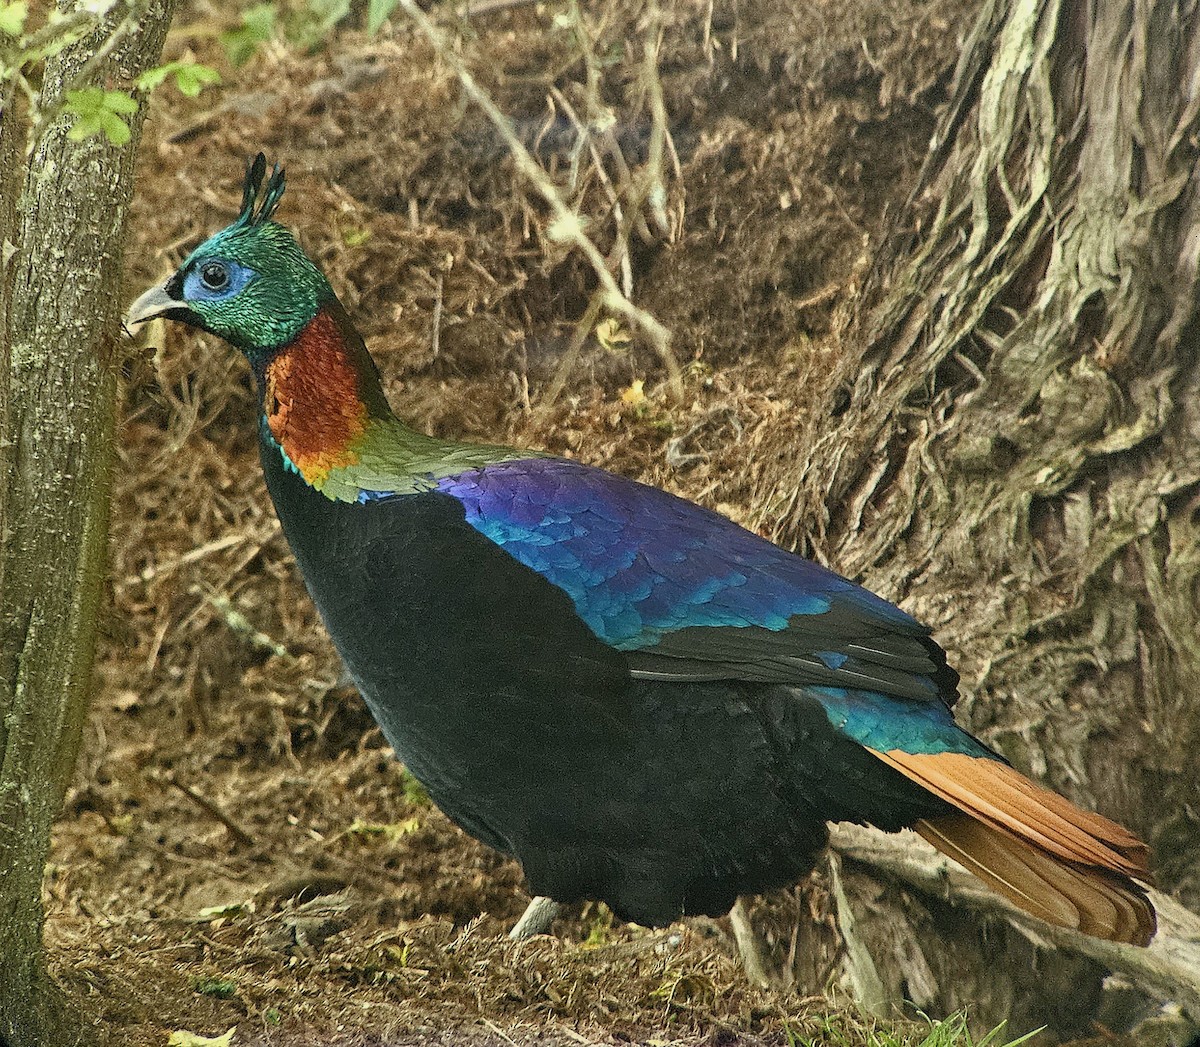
[509, 896, 562, 940]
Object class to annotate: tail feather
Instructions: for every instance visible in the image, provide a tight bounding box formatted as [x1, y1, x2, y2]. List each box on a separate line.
[915, 814, 1154, 944]
[869, 748, 1155, 946]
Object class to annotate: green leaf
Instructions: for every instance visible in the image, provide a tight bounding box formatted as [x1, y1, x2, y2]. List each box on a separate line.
[63, 87, 104, 118]
[138, 61, 220, 98]
[12, 7, 89, 64]
[306, 0, 349, 32]
[286, 0, 349, 50]
[241, 3, 277, 38]
[99, 111, 131, 145]
[135, 64, 172, 92]
[63, 87, 136, 146]
[366, 0, 398, 35]
[104, 92, 138, 114]
[175, 63, 221, 97]
[346, 817, 420, 841]
[195, 902, 247, 920]
[0, 1, 28, 37]
[194, 976, 237, 1000]
[399, 766, 430, 806]
[220, 3, 276, 66]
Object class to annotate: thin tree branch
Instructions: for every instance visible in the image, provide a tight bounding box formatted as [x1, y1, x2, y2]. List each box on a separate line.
[396, 0, 684, 401]
[829, 823, 1200, 1020]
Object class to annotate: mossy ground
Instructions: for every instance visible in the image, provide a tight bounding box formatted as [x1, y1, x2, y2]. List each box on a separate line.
[46, 1, 984, 1042]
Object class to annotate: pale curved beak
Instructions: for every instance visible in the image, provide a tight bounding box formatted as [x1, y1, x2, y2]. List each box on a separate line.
[126, 283, 182, 328]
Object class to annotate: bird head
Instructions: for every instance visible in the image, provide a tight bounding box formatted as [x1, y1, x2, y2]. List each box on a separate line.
[127, 155, 334, 355]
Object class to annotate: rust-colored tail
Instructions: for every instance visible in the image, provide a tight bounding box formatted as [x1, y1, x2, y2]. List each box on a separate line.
[870, 749, 1155, 945]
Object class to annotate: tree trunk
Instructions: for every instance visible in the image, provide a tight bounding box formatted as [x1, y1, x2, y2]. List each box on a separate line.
[0, 4, 174, 1044]
[748, 0, 1200, 1039]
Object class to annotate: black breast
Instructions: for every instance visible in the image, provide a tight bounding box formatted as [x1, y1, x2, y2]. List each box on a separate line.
[256, 435, 944, 926]
[258, 436, 630, 849]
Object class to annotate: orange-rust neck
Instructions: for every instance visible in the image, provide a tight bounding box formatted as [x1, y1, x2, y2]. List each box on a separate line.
[264, 308, 371, 486]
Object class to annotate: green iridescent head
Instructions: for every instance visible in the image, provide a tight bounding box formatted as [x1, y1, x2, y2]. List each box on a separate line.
[128, 154, 334, 353]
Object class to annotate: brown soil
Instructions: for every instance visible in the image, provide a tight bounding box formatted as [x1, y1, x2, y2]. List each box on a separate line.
[48, 1, 978, 1042]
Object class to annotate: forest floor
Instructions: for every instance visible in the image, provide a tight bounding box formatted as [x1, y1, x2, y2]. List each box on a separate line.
[46, 0, 987, 1043]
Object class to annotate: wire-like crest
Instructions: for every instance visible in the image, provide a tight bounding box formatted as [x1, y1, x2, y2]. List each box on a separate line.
[235, 152, 286, 229]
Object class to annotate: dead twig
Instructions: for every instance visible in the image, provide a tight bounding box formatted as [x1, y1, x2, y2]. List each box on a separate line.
[539, 289, 605, 411]
[397, 0, 684, 401]
[549, 86, 625, 255]
[641, 0, 680, 241]
[829, 822, 1200, 1021]
[431, 271, 444, 359]
[162, 771, 257, 848]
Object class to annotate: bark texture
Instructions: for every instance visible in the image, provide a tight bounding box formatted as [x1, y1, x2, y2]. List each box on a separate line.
[0, 4, 174, 1044]
[749, 0, 1200, 1039]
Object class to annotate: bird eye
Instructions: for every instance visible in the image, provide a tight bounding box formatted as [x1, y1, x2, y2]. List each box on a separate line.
[199, 261, 229, 290]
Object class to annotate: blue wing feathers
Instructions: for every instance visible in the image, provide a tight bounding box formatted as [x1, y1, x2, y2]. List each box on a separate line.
[434, 456, 975, 759]
[437, 457, 875, 647]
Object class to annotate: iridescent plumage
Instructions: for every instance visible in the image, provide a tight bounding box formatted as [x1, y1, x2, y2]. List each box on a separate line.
[128, 156, 1155, 945]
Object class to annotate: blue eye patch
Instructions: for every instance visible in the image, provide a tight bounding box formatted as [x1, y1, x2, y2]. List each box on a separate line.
[182, 259, 256, 302]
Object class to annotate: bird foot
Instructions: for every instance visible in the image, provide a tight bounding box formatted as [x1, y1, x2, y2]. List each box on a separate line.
[510, 896, 562, 940]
